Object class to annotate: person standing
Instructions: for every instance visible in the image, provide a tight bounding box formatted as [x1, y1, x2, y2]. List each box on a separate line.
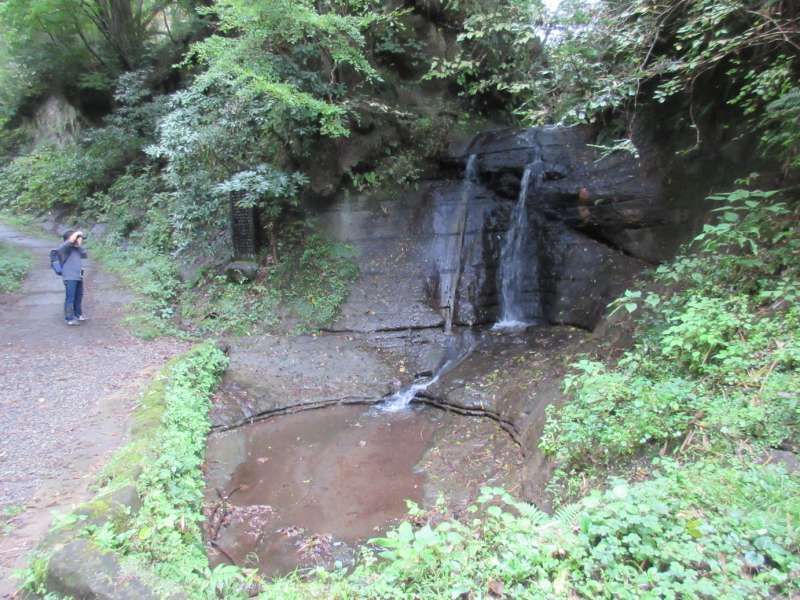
[57, 230, 87, 326]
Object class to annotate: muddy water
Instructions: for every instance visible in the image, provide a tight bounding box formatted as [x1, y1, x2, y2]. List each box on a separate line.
[205, 405, 444, 575]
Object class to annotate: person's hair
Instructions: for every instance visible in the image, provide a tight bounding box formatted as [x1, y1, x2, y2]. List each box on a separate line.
[62, 229, 75, 241]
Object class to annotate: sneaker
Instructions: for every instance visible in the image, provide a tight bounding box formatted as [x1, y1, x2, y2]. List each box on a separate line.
[77, 315, 87, 321]
[66, 320, 79, 326]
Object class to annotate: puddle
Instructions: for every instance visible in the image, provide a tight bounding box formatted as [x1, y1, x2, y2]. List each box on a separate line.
[205, 404, 442, 575]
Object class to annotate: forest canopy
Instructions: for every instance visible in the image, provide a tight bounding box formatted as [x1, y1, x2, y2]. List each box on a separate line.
[0, 0, 798, 322]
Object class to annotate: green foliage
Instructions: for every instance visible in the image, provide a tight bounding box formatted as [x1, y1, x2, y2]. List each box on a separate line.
[145, 0, 391, 249]
[129, 343, 227, 581]
[190, 0, 381, 137]
[254, 461, 800, 599]
[1, 504, 24, 536]
[216, 166, 307, 216]
[89, 203, 357, 336]
[369, 7, 426, 70]
[0, 0, 200, 119]
[0, 242, 32, 293]
[426, 2, 549, 105]
[426, 0, 640, 121]
[181, 275, 281, 336]
[145, 84, 306, 250]
[83, 343, 228, 591]
[183, 232, 358, 334]
[15, 550, 52, 596]
[345, 113, 453, 193]
[271, 233, 359, 330]
[763, 87, 800, 173]
[94, 358, 175, 492]
[542, 188, 800, 495]
[92, 239, 184, 339]
[430, 0, 800, 168]
[0, 71, 166, 214]
[347, 150, 422, 193]
[0, 145, 93, 211]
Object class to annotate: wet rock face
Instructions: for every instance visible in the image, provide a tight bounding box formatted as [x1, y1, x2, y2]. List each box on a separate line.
[462, 127, 680, 261]
[26, 95, 82, 147]
[317, 125, 689, 332]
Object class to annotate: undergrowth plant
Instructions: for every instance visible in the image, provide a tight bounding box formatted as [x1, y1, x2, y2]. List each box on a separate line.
[541, 188, 800, 498]
[0, 241, 32, 292]
[253, 460, 800, 599]
[271, 233, 359, 331]
[91, 238, 185, 340]
[79, 343, 229, 594]
[181, 232, 358, 335]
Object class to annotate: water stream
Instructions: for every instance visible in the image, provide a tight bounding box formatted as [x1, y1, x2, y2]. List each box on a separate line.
[382, 330, 478, 412]
[495, 152, 544, 329]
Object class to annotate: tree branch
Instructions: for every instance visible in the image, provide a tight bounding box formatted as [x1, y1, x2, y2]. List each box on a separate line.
[71, 15, 112, 70]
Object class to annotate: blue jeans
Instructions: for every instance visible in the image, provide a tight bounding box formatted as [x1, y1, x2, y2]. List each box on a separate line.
[64, 279, 84, 321]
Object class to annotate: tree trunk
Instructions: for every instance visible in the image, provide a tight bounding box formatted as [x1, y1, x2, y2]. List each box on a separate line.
[268, 223, 279, 264]
[102, 0, 142, 69]
[80, 0, 162, 70]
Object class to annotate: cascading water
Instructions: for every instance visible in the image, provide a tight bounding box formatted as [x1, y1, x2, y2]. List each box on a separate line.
[441, 154, 479, 334]
[494, 152, 544, 329]
[382, 331, 478, 412]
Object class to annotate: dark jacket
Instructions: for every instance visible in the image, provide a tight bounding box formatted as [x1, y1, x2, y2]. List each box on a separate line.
[57, 242, 87, 281]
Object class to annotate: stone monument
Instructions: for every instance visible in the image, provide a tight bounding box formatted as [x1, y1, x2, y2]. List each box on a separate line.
[226, 191, 260, 282]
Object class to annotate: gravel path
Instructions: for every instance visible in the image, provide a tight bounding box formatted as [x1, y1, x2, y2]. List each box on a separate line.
[0, 223, 188, 596]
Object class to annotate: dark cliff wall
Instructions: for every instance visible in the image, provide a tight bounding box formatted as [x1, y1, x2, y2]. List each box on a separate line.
[316, 124, 698, 333]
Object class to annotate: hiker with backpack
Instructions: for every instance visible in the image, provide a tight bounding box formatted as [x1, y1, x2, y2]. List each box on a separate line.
[50, 230, 88, 326]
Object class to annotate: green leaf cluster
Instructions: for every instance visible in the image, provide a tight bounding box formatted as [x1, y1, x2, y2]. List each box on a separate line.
[0, 241, 32, 293]
[541, 188, 800, 495]
[254, 461, 800, 599]
[0, 70, 167, 213]
[181, 232, 359, 334]
[430, 0, 800, 169]
[80, 343, 229, 592]
[188, 0, 382, 138]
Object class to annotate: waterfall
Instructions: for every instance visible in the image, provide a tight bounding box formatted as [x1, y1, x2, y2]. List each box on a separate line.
[441, 154, 478, 333]
[495, 156, 544, 329]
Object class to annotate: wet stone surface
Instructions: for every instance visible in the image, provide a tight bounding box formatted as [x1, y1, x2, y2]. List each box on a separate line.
[213, 333, 398, 428]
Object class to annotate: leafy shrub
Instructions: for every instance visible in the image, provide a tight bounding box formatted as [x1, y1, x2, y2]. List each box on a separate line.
[763, 87, 800, 172]
[0, 145, 94, 211]
[182, 232, 358, 335]
[129, 343, 228, 581]
[0, 70, 167, 215]
[181, 275, 281, 336]
[86, 170, 164, 237]
[82, 343, 228, 591]
[271, 233, 359, 330]
[255, 460, 800, 599]
[658, 295, 754, 376]
[0, 241, 32, 292]
[542, 189, 800, 495]
[92, 240, 184, 339]
[540, 362, 701, 472]
[145, 86, 304, 251]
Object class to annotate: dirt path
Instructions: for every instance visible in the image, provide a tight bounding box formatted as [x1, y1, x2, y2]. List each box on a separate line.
[0, 223, 188, 596]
